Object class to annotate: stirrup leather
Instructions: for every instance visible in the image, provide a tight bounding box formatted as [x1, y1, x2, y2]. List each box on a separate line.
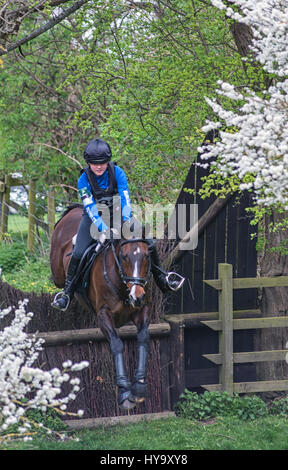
[51, 291, 71, 311]
[166, 272, 185, 291]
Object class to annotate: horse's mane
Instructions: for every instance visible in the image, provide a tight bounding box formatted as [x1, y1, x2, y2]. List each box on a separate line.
[54, 203, 82, 229]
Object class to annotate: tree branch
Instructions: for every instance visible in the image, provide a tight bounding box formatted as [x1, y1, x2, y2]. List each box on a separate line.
[35, 142, 83, 168]
[0, 0, 89, 56]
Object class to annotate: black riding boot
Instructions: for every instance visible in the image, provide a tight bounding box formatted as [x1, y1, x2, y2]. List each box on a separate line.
[148, 241, 185, 293]
[51, 255, 79, 311]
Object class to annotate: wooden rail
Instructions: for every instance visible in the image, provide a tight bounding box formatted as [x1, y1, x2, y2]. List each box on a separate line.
[201, 263, 288, 394]
[34, 322, 171, 346]
[205, 276, 288, 290]
[65, 411, 176, 429]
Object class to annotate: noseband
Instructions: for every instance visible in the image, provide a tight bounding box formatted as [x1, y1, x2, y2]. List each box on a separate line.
[103, 238, 151, 299]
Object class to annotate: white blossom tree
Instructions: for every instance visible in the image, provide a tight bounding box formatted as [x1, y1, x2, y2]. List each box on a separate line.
[0, 299, 88, 441]
[199, 0, 288, 208]
[199, 0, 288, 393]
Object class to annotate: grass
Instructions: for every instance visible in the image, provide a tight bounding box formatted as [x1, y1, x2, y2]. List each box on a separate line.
[2, 415, 288, 451]
[2, 255, 59, 295]
[8, 215, 29, 233]
[1, 215, 59, 295]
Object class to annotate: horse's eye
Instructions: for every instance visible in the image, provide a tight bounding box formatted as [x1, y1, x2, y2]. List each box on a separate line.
[122, 254, 129, 261]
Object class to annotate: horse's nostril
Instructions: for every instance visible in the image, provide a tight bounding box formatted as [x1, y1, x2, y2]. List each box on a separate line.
[129, 292, 145, 307]
[139, 293, 145, 304]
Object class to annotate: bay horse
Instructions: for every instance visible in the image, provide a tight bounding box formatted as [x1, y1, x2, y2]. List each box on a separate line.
[50, 204, 152, 410]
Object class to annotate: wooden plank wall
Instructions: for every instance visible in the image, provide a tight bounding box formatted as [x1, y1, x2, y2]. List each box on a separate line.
[169, 165, 257, 315]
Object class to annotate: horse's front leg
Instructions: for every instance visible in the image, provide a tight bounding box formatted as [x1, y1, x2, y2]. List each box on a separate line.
[131, 304, 150, 402]
[98, 305, 135, 410]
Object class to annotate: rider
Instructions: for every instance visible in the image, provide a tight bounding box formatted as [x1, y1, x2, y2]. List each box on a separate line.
[52, 138, 184, 311]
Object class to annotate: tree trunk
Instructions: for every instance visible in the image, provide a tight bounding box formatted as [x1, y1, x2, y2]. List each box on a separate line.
[255, 213, 288, 397]
[230, 22, 253, 57]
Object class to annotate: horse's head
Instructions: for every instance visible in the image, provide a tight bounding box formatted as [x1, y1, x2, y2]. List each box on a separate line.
[118, 238, 151, 308]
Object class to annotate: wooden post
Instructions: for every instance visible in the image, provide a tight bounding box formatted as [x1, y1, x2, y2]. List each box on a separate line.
[167, 316, 185, 407]
[0, 175, 12, 239]
[159, 336, 172, 411]
[218, 263, 234, 394]
[0, 185, 3, 235]
[27, 179, 36, 252]
[47, 188, 55, 241]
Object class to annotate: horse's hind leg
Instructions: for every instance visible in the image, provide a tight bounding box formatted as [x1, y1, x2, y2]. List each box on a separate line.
[98, 305, 135, 410]
[131, 305, 150, 402]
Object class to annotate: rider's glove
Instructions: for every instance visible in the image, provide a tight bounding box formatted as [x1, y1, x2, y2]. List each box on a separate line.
[99, 228, 120, 245]
[110, 228, 120, 239]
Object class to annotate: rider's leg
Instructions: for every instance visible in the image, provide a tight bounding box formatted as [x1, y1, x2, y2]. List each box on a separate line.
[51, 254, 80, 311]
[147, 239, 185, 293]
[51, 212, 94, 311]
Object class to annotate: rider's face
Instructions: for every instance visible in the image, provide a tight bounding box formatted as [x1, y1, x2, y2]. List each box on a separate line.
[90, 162, 108, 176]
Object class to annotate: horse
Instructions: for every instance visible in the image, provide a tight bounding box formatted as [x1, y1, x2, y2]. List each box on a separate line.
[50, 204, 152, 410]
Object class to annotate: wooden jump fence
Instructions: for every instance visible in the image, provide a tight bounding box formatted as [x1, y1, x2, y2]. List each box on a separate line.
[30, 263, 288, 415]
[2, 263, 288, 426]
[32, 317, 185, 412]
[200, 263, 288, 394]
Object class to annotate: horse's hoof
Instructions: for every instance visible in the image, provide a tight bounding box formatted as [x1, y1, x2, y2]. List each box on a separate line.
[135, 397, 145, 404]
[118, 388, 136, 410]
[119, 398, 136, 410]
[131, 380, 147, 399]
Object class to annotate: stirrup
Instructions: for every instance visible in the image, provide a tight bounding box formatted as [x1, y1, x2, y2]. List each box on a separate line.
[166, 272, 185, 291]
[51, 291, 71, 312]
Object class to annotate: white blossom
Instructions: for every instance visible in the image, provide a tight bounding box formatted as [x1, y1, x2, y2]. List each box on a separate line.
[0, 300, 89, 438]
[201, 0, 288, 207]
[71, 362, 89, 371]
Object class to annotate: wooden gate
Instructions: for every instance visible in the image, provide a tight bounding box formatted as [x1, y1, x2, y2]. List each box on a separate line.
[201, 263, 288, 394]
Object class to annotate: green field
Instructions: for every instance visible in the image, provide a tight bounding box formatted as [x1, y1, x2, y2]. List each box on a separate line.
[8, 214, 29, 233]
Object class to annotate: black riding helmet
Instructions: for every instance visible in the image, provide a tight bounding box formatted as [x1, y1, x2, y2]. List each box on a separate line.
[84, 138, 112, 164]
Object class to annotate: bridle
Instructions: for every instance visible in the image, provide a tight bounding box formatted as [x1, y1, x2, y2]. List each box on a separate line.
[116, 239, 151, 288]
[104, 238, 151, 299]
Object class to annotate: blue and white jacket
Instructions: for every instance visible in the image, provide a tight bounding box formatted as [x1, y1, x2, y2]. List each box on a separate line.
[77, 164, 132, 232]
